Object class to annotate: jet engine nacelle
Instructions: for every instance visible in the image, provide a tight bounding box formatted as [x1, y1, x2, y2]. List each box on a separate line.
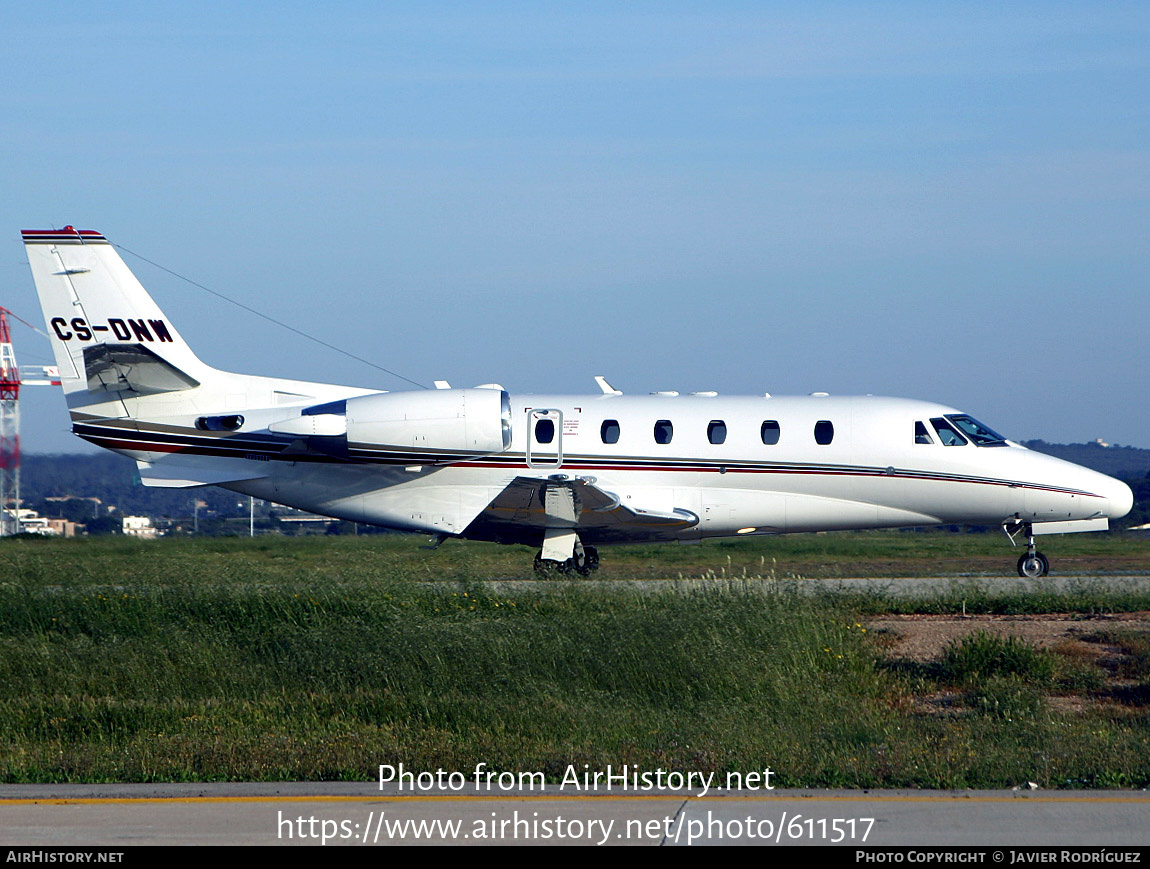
[272, 387, 512, 461]
[346, 387, 512, 457]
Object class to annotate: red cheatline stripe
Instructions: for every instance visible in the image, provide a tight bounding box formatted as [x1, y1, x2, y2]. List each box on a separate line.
[77, 430, 1102, 499]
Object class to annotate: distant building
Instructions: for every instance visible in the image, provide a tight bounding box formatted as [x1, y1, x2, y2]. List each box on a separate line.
[122, 516, 159, 538]
[0, 507, 79, 536]
[46, 517, 80, 537]
[7, 508, 51, 535]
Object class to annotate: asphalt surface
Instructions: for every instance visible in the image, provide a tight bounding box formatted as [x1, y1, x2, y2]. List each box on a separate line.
[4, 782, 1150, 847]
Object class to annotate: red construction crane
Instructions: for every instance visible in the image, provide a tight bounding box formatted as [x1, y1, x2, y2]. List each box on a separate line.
[1, 307, 61, 536]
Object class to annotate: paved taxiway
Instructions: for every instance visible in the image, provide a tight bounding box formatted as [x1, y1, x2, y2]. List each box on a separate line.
[4, 783, 1150, 846]
[489, 575, 1150, 595]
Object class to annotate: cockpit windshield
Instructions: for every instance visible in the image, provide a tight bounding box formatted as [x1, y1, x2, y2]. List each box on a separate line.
[930, 418, 967, 446]
[945, 414, 1008, 447]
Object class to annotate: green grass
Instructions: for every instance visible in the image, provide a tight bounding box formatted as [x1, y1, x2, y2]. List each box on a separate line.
[1, 534, 1149, 788]
[4, 527, 1149, 581]
[937, 632, 1058, 684]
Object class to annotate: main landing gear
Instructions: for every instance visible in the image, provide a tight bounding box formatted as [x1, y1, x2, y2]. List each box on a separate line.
[1003, 519, 1050, 578]
[533, 483, 601, 577]
[534, 544, 600, 577]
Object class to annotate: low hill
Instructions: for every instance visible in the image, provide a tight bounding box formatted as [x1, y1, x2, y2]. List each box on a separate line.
[1022, 440, 1150, 480]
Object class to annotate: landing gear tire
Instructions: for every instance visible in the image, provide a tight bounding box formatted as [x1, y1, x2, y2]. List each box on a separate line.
[1017, 552, 1049, 578]
[583, 546, 600, 574]
[570, 546, 599, 577]
[534, 552, 569, 577]
[534, 546, 600, 577]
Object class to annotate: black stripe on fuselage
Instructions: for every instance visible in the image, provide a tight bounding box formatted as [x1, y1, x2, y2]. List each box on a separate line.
[72, 419, 1101, 498]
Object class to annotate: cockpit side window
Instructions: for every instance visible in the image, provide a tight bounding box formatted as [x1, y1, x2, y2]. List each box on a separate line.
[930, 417, 967, 446]
[914, 421, 933, 444]
[946, 414, 1008, 446]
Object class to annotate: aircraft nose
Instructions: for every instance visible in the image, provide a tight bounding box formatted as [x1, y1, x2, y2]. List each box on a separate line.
[1099, 474, 1134, 521]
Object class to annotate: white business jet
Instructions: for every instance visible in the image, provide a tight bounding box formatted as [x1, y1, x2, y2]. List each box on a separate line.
[22, 227, 1133, 577]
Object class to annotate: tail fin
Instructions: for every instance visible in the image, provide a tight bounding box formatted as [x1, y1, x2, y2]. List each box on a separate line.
[22, 227, 212, 400]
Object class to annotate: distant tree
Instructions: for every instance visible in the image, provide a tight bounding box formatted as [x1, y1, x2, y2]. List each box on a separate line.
[85, 516, 121, 535]
[1122, 477, 1150, 529]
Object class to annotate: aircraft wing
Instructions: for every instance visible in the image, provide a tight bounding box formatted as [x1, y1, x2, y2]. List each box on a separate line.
[464, 475, 699, 546]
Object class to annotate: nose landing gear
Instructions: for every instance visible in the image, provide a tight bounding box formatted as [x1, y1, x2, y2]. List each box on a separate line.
[1003, 519, 1050, 578]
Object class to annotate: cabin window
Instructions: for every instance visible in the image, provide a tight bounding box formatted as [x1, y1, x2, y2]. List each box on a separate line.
[601, 419, 620, 444]
[814, 420, 834, 445]
[534, 418, 555, 444]
[914, 421, 934, 444]
[761, 420, 780, 445]
[195, 415, 244, 431]
[654, 419, 673, 444]
[930, 417, 967, 446]
[707, 420, 727, 445]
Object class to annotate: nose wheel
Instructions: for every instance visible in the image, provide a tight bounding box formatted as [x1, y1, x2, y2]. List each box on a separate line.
[1017, 551, 1049, 578]
[1004, 519, 1050, 577]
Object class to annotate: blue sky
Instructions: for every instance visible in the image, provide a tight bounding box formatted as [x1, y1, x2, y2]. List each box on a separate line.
[2, 2, 1147, 452]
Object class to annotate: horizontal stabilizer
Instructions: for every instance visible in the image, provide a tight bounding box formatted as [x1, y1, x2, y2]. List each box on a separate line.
[137, 459, 269, 489]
